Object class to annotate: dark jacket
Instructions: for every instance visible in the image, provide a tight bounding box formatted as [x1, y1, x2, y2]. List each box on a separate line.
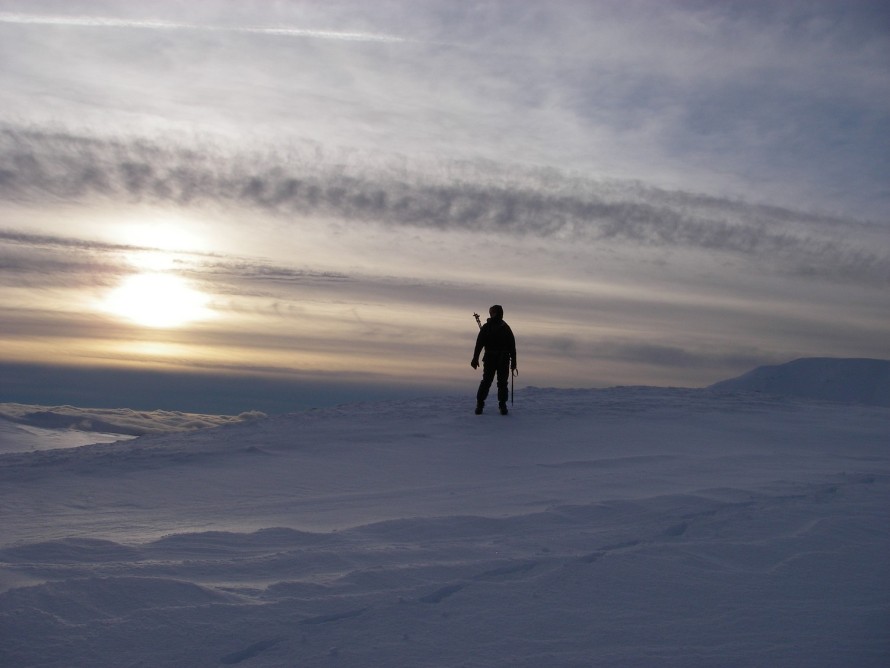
[473, 317, 517, 367]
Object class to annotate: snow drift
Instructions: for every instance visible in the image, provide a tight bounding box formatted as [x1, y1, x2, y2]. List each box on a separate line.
[0, 402, 267, 435]
[709, 357, 890, 407]
[0, 403, 267, 454]
[0, 372, 888, 666]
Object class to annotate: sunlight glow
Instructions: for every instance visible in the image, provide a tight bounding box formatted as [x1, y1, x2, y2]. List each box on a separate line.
[128, 250, 178, 272]
[104, 273, 212, 328]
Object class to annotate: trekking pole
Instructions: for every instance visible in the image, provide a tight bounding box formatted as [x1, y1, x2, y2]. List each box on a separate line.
[473, 312, 482, 330]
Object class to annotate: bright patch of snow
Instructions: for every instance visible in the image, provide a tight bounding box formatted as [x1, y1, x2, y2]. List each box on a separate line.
[0, 384, 888, 667]
[0, 418, 133, 454]
[0, 402, 266, 437]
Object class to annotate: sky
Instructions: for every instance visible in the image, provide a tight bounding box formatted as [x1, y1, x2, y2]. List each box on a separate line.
[1, 0, 889, 414]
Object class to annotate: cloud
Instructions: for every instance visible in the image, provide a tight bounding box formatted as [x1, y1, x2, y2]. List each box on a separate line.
[0, 229, 135, 252]
[1, 1, 888, 399]
[0, 227, 193, 290]
[0, 361, 425, 414]
[593, 340, 769, 373]
[2, 2, 887, 221]
[0, 11, 409, 44]
[0, 224, 362, 300]
[2, 127, 887, 286]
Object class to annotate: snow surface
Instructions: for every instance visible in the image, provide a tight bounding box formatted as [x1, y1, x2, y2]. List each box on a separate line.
[709, 357, 890, 407]
[0, 418, 134, 454]
[1, 380, 889, 666]
[0, 402, 268, 435]
[0, 403, 266, 455]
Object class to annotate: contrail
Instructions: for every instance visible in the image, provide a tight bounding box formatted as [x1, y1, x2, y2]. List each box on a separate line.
[0, 12, 408, 44]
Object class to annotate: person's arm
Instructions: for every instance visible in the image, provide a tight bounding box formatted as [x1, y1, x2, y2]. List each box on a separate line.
[508, 326, 517, 370]
[471, 326, 486, 368]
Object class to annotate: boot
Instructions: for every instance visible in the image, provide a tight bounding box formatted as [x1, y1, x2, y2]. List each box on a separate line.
[475, 401, 484, 415]
[499, 402, 508, 415]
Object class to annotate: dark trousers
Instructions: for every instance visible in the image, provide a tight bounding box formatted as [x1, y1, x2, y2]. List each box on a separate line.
[476, 352, 510, 404]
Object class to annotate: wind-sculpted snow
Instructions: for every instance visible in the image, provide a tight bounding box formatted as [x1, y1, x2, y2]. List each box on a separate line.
[0, 402, 266, 436]
[709, 357, 890, 407]
[0, 417, 132, 454]
[0, 387, 888, 666]
[0, 402, 267, 455]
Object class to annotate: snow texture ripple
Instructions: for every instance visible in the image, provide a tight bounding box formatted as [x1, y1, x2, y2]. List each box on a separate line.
[0, 382, 888, 667]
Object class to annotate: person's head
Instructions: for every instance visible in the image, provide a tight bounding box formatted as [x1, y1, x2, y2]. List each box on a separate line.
[489, 304, 504, 319]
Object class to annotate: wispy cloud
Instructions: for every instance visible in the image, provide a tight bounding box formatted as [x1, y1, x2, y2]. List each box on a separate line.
[3, 128, 887, 286]
[0, 226, 356, 296]
[0, 228, 143, 252]
[0, 11, 409, 44]
[2, 3, 887, 218]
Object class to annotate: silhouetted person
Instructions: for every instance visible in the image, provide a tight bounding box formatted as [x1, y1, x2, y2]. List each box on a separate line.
[471, 304, 517, 415]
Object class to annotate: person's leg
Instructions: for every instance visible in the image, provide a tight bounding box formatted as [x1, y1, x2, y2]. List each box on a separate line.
[496, 357, 510, 413]
[476, 362, 496, 411]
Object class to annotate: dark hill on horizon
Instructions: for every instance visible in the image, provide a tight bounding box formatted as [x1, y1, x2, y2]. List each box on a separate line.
[708, 357, 890, 407]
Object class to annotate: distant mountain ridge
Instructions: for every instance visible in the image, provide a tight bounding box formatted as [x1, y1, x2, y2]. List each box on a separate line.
[709, 357, 890, 407]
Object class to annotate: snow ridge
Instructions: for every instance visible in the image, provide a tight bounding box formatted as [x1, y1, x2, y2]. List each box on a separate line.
[708, 357, 890, 406]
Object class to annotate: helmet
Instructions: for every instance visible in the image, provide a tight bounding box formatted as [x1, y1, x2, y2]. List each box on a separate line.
[489, 304, 504, 319]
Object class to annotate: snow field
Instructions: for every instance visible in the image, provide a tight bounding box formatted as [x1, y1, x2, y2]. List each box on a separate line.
[0, 386, 888, 666]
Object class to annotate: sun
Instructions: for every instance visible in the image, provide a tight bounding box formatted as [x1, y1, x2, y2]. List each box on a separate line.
[104, 272, 211, 328]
